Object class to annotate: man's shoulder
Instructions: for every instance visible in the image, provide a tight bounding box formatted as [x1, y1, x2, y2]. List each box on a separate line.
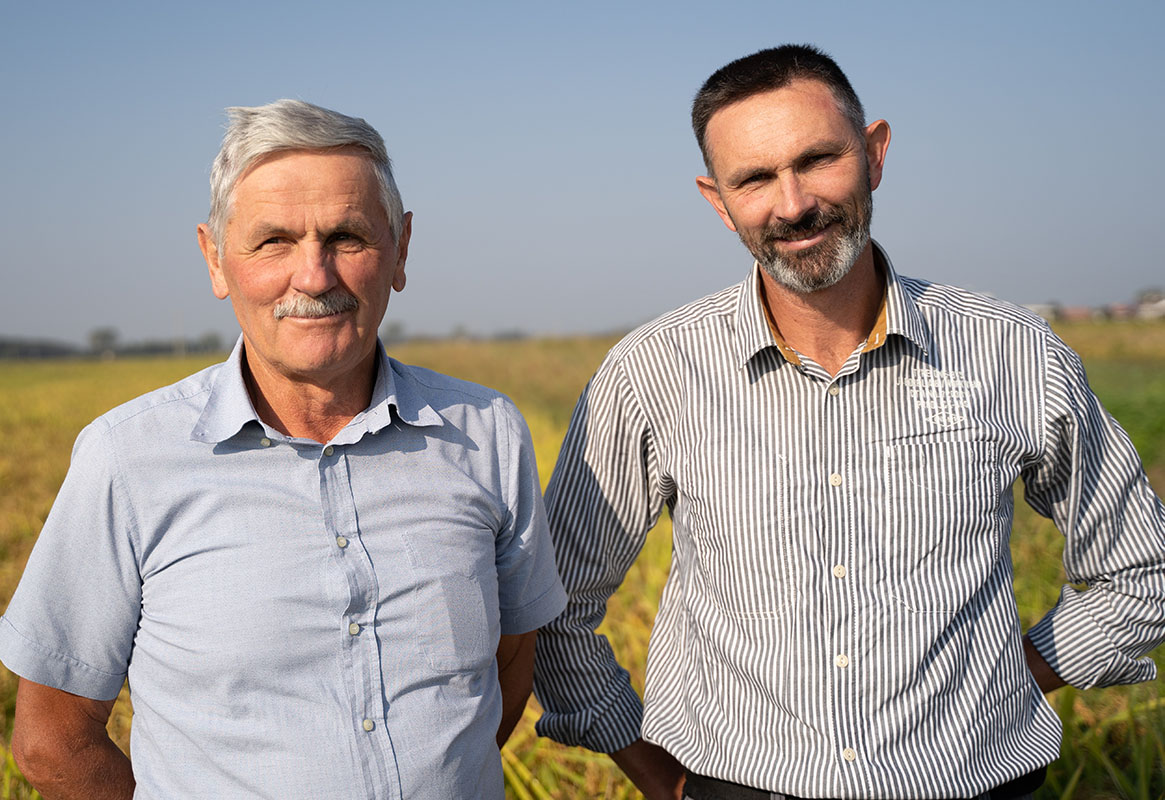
[604, 279, 746, 366]
[90, 360, 224, 434]
[899, 273, 1052, 334]
[389, 358, 520, 419]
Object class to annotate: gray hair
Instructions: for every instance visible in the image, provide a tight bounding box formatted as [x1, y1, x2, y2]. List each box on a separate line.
[206, 99, 404, 248]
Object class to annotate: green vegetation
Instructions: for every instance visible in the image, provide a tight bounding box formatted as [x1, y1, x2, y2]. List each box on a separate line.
[0, 322, 1162, 798]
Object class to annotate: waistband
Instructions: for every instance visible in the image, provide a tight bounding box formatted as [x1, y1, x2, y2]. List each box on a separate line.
[683, 766, 1046, 800]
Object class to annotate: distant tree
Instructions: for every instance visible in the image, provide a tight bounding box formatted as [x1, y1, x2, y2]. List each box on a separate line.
[1135, 287, 1164, 305]
[380, 321, 407, 344]
[196, 331, 225, 353]
[89, 327, 119, 358]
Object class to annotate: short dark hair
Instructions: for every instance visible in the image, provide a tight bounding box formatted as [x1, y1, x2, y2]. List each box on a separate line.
[692, 44, 866, 172]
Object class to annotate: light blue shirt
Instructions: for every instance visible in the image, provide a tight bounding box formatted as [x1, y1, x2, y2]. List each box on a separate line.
[0, 339, 567, 799]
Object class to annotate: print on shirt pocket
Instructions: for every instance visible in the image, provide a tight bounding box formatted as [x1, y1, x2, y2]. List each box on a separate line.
[690, 455, 795, 618]
[403, 531, 494, 674]
[882, 441, 1001, 614]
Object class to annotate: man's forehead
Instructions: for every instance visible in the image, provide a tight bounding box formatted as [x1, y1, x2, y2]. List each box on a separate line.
[703, 79, 857, 171]
[224, 149, 389, 238]
[235, 146, 377, 189]
[709, 79, 850, 134]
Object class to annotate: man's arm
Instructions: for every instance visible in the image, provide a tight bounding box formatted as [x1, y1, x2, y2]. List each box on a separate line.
[533, 359, 679, 795]
[1021, 334, 1165, 689]
[611, 738, 685, 800]
[1023, 634, 1067, 694]
[11, 678, 135, 800]
[496, 630, 537, 747]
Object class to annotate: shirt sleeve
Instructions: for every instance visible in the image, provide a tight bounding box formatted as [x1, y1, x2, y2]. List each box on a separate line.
[533, 359, 667, 753]
[0, 419, 143, 701]
[494, 396, 568, 636]
[1024, 333, 1165, 688]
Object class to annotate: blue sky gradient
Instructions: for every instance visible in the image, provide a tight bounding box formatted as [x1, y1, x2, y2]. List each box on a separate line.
[3, 0, 1162, 346]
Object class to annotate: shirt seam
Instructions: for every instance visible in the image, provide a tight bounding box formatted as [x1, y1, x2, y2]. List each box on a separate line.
[0, 616, 127, 682]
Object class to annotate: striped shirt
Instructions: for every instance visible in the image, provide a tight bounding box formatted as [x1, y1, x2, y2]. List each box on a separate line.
[533, 243, 1165, 798]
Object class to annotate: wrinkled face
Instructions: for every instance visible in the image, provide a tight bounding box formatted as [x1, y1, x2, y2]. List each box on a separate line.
[696, 79, 885, 294]
[198, 148, 410, 389]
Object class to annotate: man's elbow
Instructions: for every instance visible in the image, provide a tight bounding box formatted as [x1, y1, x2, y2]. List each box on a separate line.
[11, 718, 72, 789]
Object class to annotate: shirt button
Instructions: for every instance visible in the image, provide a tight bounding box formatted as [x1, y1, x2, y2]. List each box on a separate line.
[323, 445, 335, 457]
[829, 473, 843, 487]
[348, 622, 361, 636]
[828, 385, 840, 396]
[259, 437, 272, 448]
[336, 536, 349, 549]
[832, 565, 847, 579]
[835, 654, 850, 668]
[843, 748, 857, 762]
[362, 718, 375, 732]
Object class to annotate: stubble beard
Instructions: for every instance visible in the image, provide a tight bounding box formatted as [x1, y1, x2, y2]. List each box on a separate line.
[742, 178, 873, 295]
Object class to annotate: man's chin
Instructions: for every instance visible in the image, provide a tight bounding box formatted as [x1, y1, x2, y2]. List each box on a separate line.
[757, 252, 847, 295]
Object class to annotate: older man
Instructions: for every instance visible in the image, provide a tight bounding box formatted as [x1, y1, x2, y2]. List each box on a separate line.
[0, 100, 566, 799]
[534, 45, 1165, 800]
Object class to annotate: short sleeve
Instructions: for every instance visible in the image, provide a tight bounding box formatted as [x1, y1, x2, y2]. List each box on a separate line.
[0, 419, 143, 700]
[493, 398, 566, 636]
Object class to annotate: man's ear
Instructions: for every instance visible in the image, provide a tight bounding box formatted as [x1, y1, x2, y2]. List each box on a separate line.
[863, 119, 891, 191]
[197, 224, 230, 300]
[391, 211, 413, 293]
[695, 176, 738, 233]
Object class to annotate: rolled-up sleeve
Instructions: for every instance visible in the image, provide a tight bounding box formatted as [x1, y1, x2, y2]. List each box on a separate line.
[533, 359, 667, 752]
[1024, 335, 1165, 688]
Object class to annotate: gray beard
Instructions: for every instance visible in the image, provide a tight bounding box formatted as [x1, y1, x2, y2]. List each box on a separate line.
[746, 183, 873, 295]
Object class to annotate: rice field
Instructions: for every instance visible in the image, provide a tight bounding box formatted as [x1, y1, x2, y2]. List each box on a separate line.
[0, 321, 1162, 799]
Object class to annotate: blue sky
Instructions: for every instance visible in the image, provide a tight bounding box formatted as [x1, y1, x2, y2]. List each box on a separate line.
[2, 1, 1162, 346]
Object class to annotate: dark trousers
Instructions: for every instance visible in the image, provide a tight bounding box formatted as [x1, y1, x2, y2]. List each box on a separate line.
[682, 766, 1046, 800]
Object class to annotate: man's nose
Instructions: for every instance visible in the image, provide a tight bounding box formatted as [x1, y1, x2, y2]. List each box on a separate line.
[773, 174, 819, 223]
[290, 243, 338, 296]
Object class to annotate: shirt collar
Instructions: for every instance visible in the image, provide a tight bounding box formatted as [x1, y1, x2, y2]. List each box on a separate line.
[732, 239, 931, 370]
[877, 241, 932, 357]
[191, 336, 444, 445]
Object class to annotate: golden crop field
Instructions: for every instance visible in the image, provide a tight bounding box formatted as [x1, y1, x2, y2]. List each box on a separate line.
[0, 322, 1163, 799]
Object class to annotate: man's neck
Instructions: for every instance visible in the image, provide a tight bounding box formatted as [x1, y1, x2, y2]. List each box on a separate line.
[241, 349, 378, 443]
[759, 245, 884, 377]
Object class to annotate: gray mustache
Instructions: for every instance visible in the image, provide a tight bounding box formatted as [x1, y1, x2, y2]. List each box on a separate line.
[273, 291, 359, 320]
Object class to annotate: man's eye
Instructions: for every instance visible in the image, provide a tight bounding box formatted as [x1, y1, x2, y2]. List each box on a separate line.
[330, 232, 364, 248]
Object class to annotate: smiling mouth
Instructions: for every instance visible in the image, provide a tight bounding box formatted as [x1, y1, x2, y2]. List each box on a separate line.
[772, 223, 833, 248]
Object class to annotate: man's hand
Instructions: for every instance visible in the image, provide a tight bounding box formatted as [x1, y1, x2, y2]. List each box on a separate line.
[1024, 635, 1067, 694]
[496, 630, 537, 747]
[11, 678, 135, 800]
[611, 738, 685, 800]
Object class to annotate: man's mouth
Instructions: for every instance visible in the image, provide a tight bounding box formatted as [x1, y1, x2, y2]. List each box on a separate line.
[771, 222, 833, 250]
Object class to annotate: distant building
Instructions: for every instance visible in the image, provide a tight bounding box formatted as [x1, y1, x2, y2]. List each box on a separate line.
[1138, 298, 1165, 320]
[1022, 303, 1060, 322]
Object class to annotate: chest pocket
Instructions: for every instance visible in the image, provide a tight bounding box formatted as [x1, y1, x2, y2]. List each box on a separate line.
[402, 528, 496, 674]
[882, 441, 1002, 614]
